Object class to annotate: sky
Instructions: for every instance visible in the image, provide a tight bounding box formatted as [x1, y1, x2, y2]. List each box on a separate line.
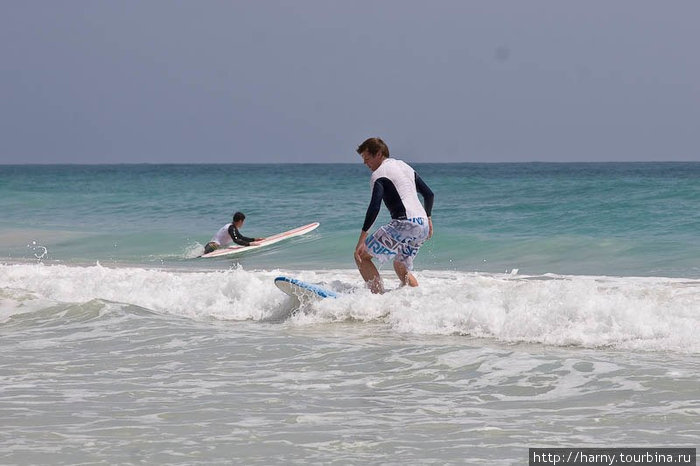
[1, 1, 699, 164]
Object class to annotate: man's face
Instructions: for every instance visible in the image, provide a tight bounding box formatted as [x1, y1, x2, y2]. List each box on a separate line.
[360, 150, 383, 172]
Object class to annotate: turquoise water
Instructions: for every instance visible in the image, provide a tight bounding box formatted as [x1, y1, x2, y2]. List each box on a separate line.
[1, 163, 699, 464]
[2, 163, 699, 276]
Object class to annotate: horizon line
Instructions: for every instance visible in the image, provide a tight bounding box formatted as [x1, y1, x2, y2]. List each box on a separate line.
[2, 160, 699, 166]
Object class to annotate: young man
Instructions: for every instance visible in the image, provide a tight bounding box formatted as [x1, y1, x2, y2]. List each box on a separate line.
[354, 137, 434, 293]
[203, 212, 265, 254]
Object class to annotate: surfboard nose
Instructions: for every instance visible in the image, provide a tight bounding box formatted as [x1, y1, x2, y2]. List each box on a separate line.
[274, 276, 338, 299]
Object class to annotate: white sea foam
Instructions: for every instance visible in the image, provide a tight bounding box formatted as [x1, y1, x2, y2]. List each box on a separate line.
[1, 263, 698, 353]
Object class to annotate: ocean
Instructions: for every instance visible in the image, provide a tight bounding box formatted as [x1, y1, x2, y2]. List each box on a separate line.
[1, 163, 698, 465]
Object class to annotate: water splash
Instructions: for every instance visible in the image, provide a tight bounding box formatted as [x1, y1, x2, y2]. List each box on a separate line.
[1, 264, 698, 353]
[27, 241, 48, 261]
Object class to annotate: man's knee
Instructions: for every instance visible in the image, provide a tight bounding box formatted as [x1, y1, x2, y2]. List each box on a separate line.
[204, 242, 219, 254]
[355, 250, 373, 266]
[393, 260, 418, 285]
[393, 259, 407, 272]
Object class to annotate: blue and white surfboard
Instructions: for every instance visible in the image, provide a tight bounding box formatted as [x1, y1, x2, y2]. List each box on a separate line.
[274, 276, 338, 299]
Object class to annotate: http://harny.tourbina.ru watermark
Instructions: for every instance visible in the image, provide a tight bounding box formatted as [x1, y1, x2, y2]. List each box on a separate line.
[529, 448, 695, 466]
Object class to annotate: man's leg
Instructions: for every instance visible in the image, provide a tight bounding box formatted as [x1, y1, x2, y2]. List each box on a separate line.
[355, 250, 384, 294]
[204, 242, 219, 254]
[393, 260, 419, 287]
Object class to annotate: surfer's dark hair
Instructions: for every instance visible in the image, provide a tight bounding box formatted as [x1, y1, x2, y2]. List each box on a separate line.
[233, 212, 246, 223]
[357, 137, 390, 158]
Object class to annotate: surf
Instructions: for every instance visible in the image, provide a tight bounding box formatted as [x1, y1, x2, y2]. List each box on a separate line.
[1, 263, 698, 353]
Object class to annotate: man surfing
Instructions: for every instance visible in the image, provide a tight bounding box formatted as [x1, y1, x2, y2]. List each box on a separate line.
[354, 137, 435, 294]
[203, 212, 265, 255]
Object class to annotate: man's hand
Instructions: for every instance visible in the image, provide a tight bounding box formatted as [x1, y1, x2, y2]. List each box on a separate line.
[354, 243, 366, 264]
[354, 231, 369, 264]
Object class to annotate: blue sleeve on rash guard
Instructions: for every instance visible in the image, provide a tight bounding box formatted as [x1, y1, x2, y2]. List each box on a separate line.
[362, 181, 384, 232]
[415, 173, 434, 217]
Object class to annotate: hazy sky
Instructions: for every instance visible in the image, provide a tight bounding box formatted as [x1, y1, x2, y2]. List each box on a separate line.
[1, 1, 699, 164]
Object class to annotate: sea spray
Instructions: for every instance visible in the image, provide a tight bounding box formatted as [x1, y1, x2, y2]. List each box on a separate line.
[2, 263, 698, 353]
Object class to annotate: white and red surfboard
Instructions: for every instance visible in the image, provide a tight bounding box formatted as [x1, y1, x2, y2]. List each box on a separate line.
[200, 222, 319, 258]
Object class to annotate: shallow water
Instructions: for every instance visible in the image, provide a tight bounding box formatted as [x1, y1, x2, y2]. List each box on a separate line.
[1, 163, 698, 464]
[2, 301, 697, 464]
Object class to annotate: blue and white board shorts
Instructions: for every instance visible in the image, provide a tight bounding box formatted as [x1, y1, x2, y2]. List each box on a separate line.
[365, 218, 430, 270]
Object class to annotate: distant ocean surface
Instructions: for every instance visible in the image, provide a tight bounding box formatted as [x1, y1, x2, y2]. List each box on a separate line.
[1, 163, 698, 464]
